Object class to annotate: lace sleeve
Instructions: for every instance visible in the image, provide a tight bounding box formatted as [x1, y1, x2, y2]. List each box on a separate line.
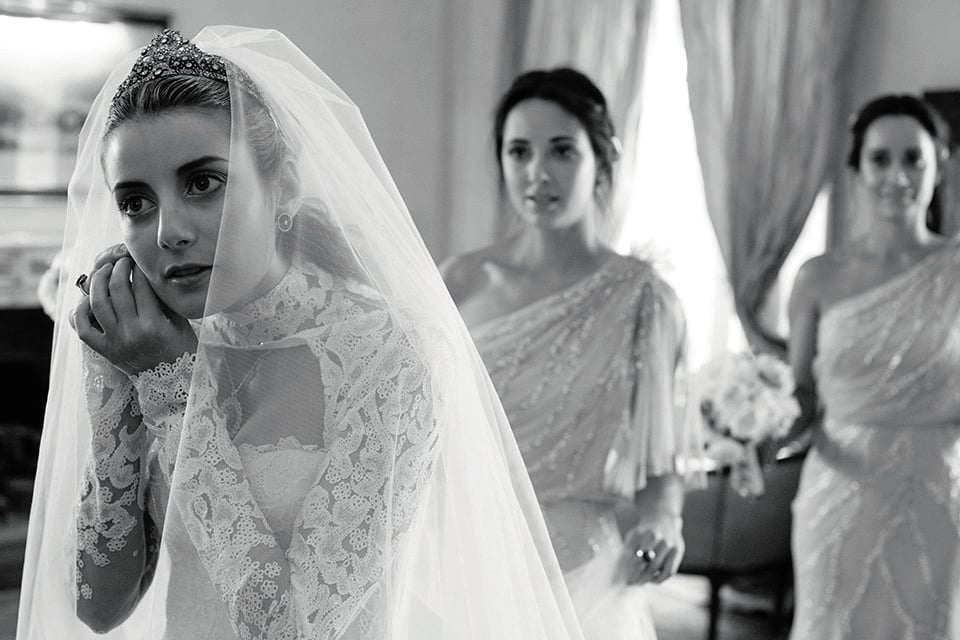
[171, 312, 440, 639]
[75, 346, 160, 629]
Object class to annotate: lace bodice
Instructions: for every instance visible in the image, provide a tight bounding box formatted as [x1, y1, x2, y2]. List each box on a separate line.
[75, 262, 443, 639]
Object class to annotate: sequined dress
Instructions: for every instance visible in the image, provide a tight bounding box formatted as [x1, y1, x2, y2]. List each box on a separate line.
[790, 245, 960, 640]
[471, 255, 700, 639]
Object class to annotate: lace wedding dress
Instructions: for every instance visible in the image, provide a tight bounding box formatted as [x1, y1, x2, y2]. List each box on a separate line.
[76, 264, 439, 638]
[19, 26, 582, 640]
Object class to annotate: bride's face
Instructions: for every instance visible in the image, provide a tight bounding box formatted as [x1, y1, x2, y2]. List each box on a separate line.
[857, 115, 939, 228]
[500, 98, 599, 230]
[103, 107, 284, 319]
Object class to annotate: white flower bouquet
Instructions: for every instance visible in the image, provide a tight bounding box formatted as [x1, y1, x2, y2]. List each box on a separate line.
[696, 351, 801, 497]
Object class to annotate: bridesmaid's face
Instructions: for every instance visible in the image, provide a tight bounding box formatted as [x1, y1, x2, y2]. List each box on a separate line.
[500, 99, 599, 229]
[857, 115, 940, 227]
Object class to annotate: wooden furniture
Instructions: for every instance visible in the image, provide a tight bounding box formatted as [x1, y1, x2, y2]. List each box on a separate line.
[678, 452, 805, 640]
[0, 308, 50, 589]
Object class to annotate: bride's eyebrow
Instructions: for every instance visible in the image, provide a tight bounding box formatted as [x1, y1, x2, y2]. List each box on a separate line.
[177, 155, 228, 177]
[112, 179, 148, 193]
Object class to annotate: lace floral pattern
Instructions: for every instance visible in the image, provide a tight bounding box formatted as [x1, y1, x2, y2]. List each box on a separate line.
[131, 352, 196, 430]
[132, 265, 441, 639]
[75, 348, 157, 602]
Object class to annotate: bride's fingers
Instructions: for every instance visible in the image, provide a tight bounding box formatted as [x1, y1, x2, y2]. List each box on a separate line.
[92, 243, 130, 272]
[72, 299, 107, 354]
[108, 257, 137, 319]
[130, 264, 169, 322]
[88, 263, 118, 333]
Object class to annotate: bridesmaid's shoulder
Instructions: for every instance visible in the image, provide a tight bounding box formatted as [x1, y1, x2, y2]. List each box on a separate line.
[790, 249, 855, 314]
[438, 245, 500, 305]
[795, 251, 844, 282]
[618, 254, 675, 295]
[616, 254, 683, 321]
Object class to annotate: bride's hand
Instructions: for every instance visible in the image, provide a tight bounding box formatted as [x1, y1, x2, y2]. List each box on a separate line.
[619, 513, 684, 585]
[71, 256, 197, 376]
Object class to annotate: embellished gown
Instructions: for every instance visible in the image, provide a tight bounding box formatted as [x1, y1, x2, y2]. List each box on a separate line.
[470, 255, 701, 639]
[790, 245, 960, 640]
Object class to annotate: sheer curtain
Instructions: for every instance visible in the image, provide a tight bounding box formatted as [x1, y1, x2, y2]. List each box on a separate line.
[616, 0, 743, 371]
[514, 0, 653, 245]
[679, 0, 864, 355]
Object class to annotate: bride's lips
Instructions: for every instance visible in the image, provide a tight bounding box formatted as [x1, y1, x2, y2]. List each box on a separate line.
[163, 263, 212, 287]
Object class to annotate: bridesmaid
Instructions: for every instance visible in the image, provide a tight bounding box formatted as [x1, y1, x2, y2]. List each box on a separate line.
[787, 94, 960, 639]
[442, 67, 702, 639]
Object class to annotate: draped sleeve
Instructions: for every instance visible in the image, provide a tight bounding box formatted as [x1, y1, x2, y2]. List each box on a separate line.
[603, 273, 704, 496]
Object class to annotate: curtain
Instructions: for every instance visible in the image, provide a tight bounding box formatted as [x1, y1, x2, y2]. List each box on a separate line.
[679, 0, 863, 355]
[506, 0, 654, 245]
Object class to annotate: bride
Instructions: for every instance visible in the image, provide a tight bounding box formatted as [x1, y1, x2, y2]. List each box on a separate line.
[17, 27, 582, 639]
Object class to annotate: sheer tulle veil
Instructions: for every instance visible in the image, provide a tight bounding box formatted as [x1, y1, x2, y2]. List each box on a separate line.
[18, 26, 582, 639]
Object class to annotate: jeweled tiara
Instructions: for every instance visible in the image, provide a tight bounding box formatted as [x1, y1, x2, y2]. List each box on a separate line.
[112, 28, 260, 105]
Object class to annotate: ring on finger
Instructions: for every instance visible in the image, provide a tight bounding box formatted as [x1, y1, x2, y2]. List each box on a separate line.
[76, 274, 89, 295]
[635, 548, 656, 563]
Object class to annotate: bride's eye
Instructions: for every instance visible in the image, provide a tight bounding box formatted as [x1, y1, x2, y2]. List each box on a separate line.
[187, 172, 226, 196]
[117, 194, 156, 217]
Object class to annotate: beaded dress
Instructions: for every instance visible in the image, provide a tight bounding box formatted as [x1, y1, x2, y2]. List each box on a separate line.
[471, 254, 701, 639]
[790, 244, 960, 640]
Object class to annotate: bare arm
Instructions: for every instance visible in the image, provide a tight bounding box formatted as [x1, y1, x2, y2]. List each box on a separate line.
[782, 257, 825, 445]
[618, 276, 692, 585]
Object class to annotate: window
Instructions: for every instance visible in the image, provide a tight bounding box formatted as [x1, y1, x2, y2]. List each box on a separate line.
[617, 0, 826, 367]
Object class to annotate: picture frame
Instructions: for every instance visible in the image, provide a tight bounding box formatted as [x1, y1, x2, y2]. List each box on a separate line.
[0, 2, 168, 197]
[924, 89, 960, 148]
[924, 89, 960, 237]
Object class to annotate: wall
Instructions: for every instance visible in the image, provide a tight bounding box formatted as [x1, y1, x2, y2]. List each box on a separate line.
[848, 0, 960, 104]
[0, 0, 454, 258]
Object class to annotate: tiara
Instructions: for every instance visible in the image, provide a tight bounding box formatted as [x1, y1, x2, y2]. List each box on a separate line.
[112, 28, 260, 104]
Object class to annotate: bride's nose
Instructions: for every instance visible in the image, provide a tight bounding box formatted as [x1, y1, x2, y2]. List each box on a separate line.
[157, 205, 198, 250]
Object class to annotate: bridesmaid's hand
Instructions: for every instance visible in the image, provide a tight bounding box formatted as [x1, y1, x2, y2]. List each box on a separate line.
[620, 513, 684, 585]
[71, 256, 197, 376]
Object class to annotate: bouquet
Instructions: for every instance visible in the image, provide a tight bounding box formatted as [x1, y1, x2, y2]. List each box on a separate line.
[695, 351, 800, 497]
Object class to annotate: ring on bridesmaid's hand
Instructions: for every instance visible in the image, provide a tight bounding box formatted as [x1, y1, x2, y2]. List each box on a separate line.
[635, 548, 656, 563]
[76, 274, 89, 295]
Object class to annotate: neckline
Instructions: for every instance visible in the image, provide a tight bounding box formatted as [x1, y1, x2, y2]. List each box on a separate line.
[470, 254, 627, 334]
[820, 239, 958, 321]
